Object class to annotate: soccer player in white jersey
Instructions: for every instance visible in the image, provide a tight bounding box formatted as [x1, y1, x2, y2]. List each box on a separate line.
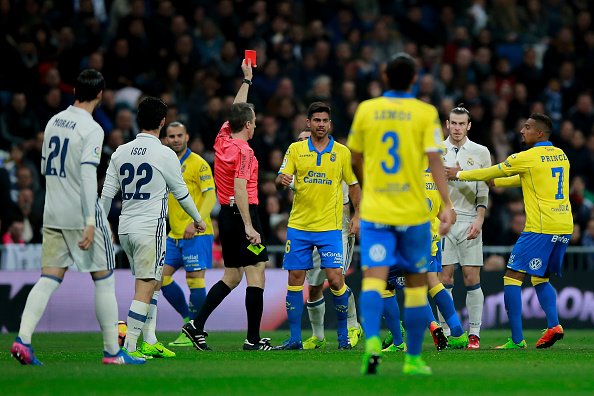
[439, 104, 491, 349]
[290, 129, 362, 349]
[11, 69, 145, 365]
[101, 97, 206, 359]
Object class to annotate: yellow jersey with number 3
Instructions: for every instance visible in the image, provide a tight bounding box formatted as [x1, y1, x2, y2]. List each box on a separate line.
[460, 142, 572, 234]
[347, 91, 444, 226]
[168, 150, 215, 238]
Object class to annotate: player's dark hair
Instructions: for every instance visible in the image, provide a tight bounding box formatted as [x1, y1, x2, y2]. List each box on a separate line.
[166, 121, 187, 134]
[307, 102, 331, 119]
[74, 69, 105, 102]
[137, 97, 168, 131]
[301, 127, 311, 133]
[529, 113, 553, 137]
[385, 53, 416, 91]
[449, 103, 471, 123]
[228, 102, 256, 133]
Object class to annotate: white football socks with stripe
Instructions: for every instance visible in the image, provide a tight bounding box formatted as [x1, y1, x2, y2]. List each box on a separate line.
[307, 297, 325, 341]
[142, 291, 160, 345]
[124, 300, 150, 353]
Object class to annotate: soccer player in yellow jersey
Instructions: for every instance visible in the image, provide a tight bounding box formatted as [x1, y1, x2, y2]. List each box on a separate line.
[275, 102, 361, 350]
[445, 113, 572, 349]
[348, 53, 453, 375]
[161, 122, 216, 347]
[382, 170, 466, 352]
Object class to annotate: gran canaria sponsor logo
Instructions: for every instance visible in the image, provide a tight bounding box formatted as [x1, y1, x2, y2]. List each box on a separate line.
[304, 171, 332, 185]
[551, 204, 570, 213]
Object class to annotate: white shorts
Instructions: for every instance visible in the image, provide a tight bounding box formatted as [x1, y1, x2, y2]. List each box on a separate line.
[41, 223, 115, 273]
[306, 208, 355, 287]
[442, 220, 483, 266]
[120, 232, 166, 280]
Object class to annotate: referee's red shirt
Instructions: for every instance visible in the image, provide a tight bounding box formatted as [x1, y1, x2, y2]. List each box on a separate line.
[214, 122, 259, 205]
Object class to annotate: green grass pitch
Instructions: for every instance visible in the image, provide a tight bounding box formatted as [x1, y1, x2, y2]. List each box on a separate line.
[2, 330, 594, 395]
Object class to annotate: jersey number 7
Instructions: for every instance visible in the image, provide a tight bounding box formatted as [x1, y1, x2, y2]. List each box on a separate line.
[551, 167, 564, 200]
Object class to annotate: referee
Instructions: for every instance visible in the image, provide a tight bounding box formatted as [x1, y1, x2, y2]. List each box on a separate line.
[183, 58, 273, 351]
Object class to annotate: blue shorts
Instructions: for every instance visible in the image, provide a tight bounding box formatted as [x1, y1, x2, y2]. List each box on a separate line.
[282, 228, 343, 271]
[360, 220, 431, 274]
[388, 241, 440, 291]
[164, 235, 213, 272]
[428, 241, 442, 273]
[508, 232, 570, 277]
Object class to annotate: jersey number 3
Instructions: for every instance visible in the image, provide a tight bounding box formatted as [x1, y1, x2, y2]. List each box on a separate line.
[46, 136, 69, 178]
[121, 162, 153, 200]
[381, 131, 400, 174]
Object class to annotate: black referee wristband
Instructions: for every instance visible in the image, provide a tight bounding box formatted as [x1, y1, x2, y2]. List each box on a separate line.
[242, 78, 252, 86]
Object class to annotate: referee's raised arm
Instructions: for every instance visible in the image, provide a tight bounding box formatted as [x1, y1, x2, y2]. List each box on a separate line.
[234, 58, 254, 104]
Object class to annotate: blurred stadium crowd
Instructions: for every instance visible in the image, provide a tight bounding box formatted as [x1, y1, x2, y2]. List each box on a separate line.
[1, 0, 594, 260]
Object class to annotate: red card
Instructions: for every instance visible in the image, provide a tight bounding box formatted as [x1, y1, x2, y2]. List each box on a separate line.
[245, 50, 257, 67]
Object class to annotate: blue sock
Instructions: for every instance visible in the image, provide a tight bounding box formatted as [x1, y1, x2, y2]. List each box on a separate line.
[382, 295, 403, 345]
[433, 289, 464, 337]
[360, 290, 383, 340]
[404, 304, 428, 356]
[504, 282, 524, 344]
[189, 287, 207, 319]
[534, 282, 559, 328]
[424, 297, 437, 328]
[332, 287, 349, 338]
[161, 280, 190, 320]
[286, 289, 304, 342]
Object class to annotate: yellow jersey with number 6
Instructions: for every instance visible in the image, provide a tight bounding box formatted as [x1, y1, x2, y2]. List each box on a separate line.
[347, 92, 444, 226]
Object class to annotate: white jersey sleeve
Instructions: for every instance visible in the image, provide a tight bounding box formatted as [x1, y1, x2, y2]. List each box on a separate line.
[160, 148, 202, 222]
[342, 181, 349, 206]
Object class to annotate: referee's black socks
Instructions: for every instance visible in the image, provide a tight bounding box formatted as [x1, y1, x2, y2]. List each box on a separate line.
[193, 280, 231, 330]
[246, 286, 264, 344]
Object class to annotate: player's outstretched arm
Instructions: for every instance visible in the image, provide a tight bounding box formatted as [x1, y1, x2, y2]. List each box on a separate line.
[446, 161, 508, 181]
[494, 174, 521, 188]
[233, 59, 254, 104]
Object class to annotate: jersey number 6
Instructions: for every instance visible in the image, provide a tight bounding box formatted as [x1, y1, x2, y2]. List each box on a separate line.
[120, 162, 153, 200]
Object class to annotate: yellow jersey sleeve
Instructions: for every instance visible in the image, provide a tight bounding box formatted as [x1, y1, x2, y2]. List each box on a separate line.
[279, 144, 296, 175]
[458, 164, 507, 181]
[196, 159, 215, 192]
[422, 106, 445, 154]
[341, 148, 358, 185]
[494, 175, 521, 188]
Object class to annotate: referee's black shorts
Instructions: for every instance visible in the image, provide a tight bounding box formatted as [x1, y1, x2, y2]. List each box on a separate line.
[218, 204, 269, 267]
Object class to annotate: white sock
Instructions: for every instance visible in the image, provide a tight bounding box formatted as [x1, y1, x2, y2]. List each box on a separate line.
[94, 271, 120, 355]
[467, 286, 484, 336]
[346, 288, 359, 329]
[124, 300, 150, 352]
[18, 275, 61, 345]
[307, 297, 325, 341]
[438, 286, 454, 337]
[142, 291, 160, 345]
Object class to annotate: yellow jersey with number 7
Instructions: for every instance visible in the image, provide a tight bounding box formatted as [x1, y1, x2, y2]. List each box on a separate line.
[460, 141, 572, 234]
[347, 92, 444, 226]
